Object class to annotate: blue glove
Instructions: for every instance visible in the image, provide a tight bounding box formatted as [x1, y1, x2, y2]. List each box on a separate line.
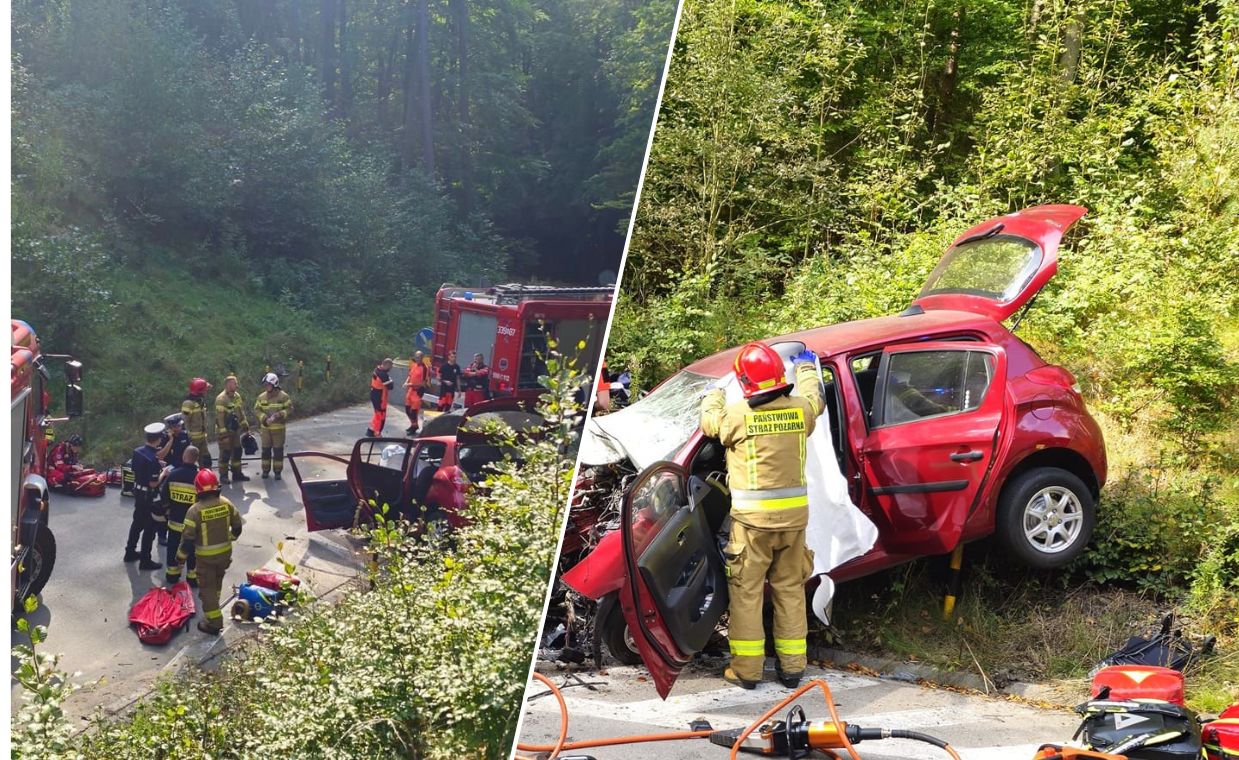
[792, 349, 817, 365]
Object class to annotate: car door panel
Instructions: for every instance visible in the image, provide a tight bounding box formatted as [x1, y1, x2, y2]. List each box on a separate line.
[861, 343, 1007, 555]
[349, 438, 413, 518]
[618, 461, 727, 699]
[287, 452, 359, 532]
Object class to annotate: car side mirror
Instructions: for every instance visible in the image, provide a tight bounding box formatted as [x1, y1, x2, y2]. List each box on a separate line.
[65, 384, 84, 418]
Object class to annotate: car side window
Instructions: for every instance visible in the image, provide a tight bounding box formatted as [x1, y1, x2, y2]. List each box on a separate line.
[412, 442, 446, 478]
[850, 353, 881, 421]
[880, 350, 994, 426]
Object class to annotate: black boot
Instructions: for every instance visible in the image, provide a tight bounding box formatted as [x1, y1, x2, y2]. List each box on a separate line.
[775, 663, 803, 689]
[123, 549, 141, 563]
[138, 558, 163, 571]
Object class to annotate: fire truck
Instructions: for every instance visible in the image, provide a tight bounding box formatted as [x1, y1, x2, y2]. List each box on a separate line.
[427, 283, 613, 404]
[11, 320, 83, 608]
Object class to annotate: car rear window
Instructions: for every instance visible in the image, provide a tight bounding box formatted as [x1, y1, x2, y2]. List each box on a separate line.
[920, 236, 1042, 302]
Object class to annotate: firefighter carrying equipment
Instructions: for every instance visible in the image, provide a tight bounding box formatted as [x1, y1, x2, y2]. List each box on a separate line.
[702, 355, 824, 684]
[254, 388, 292, 476]
[182, 388, 213, 470]
[710, 353, 878, 627]
[176, 485, 242, 633]
[215, 387, 250, 480]
[369, 361, 394, 435]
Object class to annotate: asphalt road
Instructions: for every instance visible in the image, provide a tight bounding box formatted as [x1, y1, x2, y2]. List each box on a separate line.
[10, 399, 403, 723]
[517, 658, 1081, 759]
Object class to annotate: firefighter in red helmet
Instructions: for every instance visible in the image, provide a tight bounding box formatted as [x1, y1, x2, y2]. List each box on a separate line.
[700, 341, 823, 690]
[182, 378, 213, 470]
[173, 468, 242, 634]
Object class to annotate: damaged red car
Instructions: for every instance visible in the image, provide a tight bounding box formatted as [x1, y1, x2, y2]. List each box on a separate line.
[290, 399, 542, 533]
[562, 205, 1108, 697]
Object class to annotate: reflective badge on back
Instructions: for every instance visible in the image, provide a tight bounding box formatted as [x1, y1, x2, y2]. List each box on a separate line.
[744, 408, 806, 436]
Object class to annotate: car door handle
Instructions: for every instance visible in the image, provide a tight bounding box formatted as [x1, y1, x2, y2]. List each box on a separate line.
[950, 451, 984, 462]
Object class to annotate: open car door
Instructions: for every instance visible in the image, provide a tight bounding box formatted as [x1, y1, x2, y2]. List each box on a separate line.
[287, 452, 359, 532]
[914, 205, 1086, 322]
[618, 461, 729, 699]
[860, 342, 1007, 554]
[350, 438, 415, 521]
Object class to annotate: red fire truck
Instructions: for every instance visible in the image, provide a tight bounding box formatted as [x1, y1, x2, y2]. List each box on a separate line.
[11, 320, 84, 607]
[427, 284, 613, 405]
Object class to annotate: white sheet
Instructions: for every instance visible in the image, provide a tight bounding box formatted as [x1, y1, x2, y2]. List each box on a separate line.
[719, 357, 878, 624]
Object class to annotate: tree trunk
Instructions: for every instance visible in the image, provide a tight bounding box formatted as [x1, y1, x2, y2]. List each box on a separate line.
[1058, 4, 1085, 83]
[321, 0, 338, 108]
[337, 0, 351, 119]
[935, 3, 964, 131]
[413, 0, 435, 174]
[452, 0, 471, 212]
[376, 28, 400, 136]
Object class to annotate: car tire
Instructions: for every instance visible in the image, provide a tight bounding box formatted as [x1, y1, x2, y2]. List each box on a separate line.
[996, 467, 1095, 570]
[601, 595, 643, 666]
[15, 526, 56, 609]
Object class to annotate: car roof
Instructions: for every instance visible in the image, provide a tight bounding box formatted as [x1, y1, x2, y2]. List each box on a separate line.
[683, 309, 1004, 377]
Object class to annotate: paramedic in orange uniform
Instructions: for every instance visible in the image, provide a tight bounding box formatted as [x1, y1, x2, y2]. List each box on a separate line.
[404, 351, 429, 436]
[366, 358, 394, 437]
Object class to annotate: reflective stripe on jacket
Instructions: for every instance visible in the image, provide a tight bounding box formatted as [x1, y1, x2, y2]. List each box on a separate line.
[254, 390, 292, 430]
[215, 390, 248, 433]
[700, 361, 824, 530]
[180, 494, 242, 558]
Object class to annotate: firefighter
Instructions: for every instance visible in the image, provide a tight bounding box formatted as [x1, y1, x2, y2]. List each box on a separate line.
[462, 352, 491, 407]
[214, 374, 251, 483]
[182, 378, 214, 470]
[173, 468, 243, 635]
[254, 372, 293, 479]
[366, 358, 395, 437]
[700, 342, 823, 690]
[438, 351, 462, 411]
[125, 423, 166, 570]
[404, 350, 430, 436]
[164, 446, 200, 587]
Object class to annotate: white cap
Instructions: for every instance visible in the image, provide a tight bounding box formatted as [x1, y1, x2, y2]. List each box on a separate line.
[144, 422, 166, 436]
[262, 372, 279, 386]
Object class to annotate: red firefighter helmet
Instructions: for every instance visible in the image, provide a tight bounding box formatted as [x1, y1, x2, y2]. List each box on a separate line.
[733, 342, 789, 398]
[189, 377, 211, 395]
[194, 468, 221, 494]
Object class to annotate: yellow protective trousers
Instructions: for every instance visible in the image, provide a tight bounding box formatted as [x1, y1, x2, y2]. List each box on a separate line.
[195, 553, 231, 632]
[724, 522, 815, 682]
[216, 432, 243, 475]
[260, 427, 286, 474]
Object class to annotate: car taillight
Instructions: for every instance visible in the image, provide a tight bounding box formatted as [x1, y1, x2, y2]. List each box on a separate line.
[1027, 365, 1078, 392]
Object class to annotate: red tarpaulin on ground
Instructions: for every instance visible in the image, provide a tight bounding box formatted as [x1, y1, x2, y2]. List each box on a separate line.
[128, 581, 196, 645]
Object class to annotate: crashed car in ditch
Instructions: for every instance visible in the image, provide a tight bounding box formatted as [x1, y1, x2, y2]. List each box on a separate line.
[560, 205, 1108, 697]
[289, 398, 542, 533]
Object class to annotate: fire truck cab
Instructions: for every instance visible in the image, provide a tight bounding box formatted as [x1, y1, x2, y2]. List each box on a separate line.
[12, 320, 84, 608]
[428, 283, 613, 405]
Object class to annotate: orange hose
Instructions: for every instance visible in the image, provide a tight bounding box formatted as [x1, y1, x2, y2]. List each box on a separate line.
[514, 674, 963, 760]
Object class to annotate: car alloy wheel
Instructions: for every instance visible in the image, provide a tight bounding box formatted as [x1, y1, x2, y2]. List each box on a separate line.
[1022, 485, 1085, 554]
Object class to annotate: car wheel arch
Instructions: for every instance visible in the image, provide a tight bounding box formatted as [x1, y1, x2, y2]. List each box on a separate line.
[996, 446, 1101, 505]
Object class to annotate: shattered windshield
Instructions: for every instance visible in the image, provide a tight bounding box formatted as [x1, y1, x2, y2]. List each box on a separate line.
[920, 236, 1042, 302]
[581, 370, 716, 469]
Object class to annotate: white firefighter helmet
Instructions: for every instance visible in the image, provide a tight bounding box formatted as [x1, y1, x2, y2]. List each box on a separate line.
[262, 372, 280, 388]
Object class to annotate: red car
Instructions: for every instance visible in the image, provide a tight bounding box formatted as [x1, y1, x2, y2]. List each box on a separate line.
[563, 205, 1107, 696]
[290, 400, 542, 534]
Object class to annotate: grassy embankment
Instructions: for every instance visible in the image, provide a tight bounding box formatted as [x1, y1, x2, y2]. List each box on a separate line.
[48, 259, 423, 466]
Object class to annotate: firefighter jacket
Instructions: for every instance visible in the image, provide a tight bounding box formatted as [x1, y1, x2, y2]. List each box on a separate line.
[164, 463, 199, 531]
[254, 390, 292, 431]
[215, 390, 249, 433]
[700, 361, 824, 531]
[182, 395, 210, 439]
[178, 493, 243, 561]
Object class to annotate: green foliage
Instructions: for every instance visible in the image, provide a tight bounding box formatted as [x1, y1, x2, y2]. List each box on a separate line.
[12, 370, 581, 758]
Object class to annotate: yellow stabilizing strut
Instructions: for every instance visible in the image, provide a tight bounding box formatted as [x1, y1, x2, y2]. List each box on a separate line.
[943, 542, 965, 620]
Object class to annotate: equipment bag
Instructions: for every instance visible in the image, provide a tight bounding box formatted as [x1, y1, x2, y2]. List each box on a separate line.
[241, 432, 258, 455]
[1075, 699, 1202, 760]
[1094, 614, 1215, 673]
[129, 582, 196, 645]
[1202, 705, 1239, 760]
[1092, 665, 1186, 706]
[245, 568, 301, 597]
[121, 459, 135, 497]
[65, 472, 107, 498]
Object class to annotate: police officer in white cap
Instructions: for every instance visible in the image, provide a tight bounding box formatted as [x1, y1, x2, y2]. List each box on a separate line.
[124, 423, 166, 569]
